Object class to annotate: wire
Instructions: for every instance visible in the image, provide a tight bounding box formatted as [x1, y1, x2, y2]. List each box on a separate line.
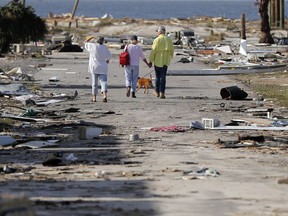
[142, 69, 154, 77]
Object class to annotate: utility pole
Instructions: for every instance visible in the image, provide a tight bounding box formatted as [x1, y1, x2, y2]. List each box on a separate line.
[69, 0, 80, 28]
[241, 13, 246, 40]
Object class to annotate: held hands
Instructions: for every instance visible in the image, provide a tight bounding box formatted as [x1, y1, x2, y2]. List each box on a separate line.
[148, 62, 153, 68]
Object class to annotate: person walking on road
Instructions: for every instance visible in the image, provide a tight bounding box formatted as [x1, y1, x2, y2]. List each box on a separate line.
[84, 35, 112, 102]
[149, 26, 174, 99]
[124, 35, 151, 98]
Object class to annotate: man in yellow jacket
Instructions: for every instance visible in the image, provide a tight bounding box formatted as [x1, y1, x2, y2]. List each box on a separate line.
[149, 26, 174, 99]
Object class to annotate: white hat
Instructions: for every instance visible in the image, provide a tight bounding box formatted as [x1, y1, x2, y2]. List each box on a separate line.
[157, 26, 166, 33]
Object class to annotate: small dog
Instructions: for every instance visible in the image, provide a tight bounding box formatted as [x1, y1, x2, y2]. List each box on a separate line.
[136, 74, 154, 94]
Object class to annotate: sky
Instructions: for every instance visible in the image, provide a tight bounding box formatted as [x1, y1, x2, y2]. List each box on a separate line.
[1, 0, 286, 7]
[0, 0, 260, 3]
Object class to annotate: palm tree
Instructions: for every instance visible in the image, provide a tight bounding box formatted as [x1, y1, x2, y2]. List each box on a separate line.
[0, 1, 48, 53]
[256, 0, 274, 44]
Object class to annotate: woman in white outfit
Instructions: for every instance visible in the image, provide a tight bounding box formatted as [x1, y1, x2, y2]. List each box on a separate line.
[124, 35, 151, 98]
[84, 35, 112, 102]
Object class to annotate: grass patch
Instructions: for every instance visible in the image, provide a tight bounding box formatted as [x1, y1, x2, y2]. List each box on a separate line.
[206, 21, 213, 28]
[226, 23, 239, 31]
[26, 83, 41, 92]
[232, 71, 288, 107]
[0, 119, 16, 131]
[253, 85, 288, 107]
[97, 19, 114, 27]
[204, 32, 226, 42]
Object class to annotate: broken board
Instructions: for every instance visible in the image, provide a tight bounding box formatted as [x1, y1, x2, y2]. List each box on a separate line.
[231, 117, 272, 126]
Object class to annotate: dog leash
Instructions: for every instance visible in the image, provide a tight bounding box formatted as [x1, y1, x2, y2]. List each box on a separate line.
[143, 69, 154, 78]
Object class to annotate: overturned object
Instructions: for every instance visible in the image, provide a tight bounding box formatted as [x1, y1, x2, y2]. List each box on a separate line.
[202, 118, 220, 129]
[190, 120, 204, 130]
[129, 133, 140, 142]
[16, 141, 59, 149]
[220, 86, 248, 100]
[78, 126, 102, 140]
[177, 56, 193, 63]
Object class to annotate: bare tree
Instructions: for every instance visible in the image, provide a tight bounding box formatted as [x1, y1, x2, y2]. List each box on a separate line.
[256, 0, 274, 44]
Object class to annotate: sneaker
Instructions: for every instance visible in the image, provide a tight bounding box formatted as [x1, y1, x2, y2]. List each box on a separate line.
[160, 93, 165, 99]
[153, 91, 160, 97]
[102, 97, 107, 102]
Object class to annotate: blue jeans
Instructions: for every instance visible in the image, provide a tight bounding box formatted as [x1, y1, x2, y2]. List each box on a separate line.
[154, 65, 167, 94]
[124, 65, 139, 92]
[91, 73, 107, 95]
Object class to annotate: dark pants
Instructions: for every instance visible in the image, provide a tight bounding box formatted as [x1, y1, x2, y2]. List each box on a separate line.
[154, 65, 167, 94]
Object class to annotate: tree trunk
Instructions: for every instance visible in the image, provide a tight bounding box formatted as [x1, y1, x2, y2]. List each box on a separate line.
[258, 0, 274, 44]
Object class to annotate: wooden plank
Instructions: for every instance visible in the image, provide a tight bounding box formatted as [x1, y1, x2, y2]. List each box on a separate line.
[167, 64, 288, 76]
[211, 126, 288, 130]
[196, 50, 216, 55]
[232, 118, 272, 126]
[1, 113, 77, 123]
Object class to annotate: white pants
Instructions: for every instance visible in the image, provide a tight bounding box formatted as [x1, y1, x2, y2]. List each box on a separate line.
[124, 65, 139, 92]
[91, 73, 107, 95]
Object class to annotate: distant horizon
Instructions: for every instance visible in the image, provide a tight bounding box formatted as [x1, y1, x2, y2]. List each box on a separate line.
[0, 0, 288, 2]
[1, 0, 286, 20]
[1, 0, 287, 4]
[2, 0, 287, 6]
